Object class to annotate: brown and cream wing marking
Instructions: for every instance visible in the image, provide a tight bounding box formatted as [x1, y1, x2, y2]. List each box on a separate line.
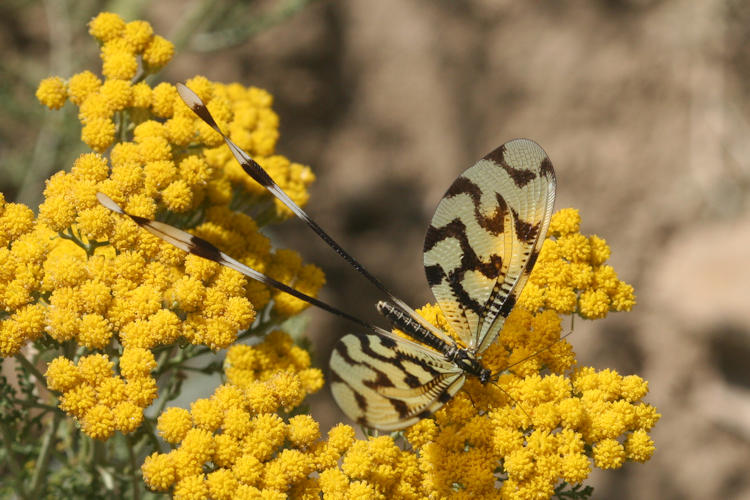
[423, 139, 556, 351]
[330, 332, 465, 431]
[104, 83, 559, 432]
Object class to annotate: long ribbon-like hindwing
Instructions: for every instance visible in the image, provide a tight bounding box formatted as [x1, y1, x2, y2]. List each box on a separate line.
[101, 81, 557, 431]
[175, 84, 455, 348]
[97, 193, 381, 332]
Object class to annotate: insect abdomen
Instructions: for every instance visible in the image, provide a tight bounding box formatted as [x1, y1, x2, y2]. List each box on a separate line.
[376, 301, 452, 354]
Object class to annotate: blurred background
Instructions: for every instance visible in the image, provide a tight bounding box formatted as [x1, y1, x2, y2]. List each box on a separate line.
[3, 0, 750, 498]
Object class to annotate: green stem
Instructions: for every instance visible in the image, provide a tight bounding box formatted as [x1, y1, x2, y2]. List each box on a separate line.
[126, 434, 142, 500]
[57, 228, 87, 252]
[28, 411, 62, 498]
[57, 228, 109, 257]
[116, 109, 130, 143]
[159, 347, 199, 373]
[15, 353, 45, 383]
[0, 419, 28, 499]
[12, 399, 61, 413]
[154, 370, 184, 418]
[140, 418, 163, 455]
[154, 346, 176, 374]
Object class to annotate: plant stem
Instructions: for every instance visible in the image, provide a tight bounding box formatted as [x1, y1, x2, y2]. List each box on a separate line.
[15, 353, 45, 383]
[126, 434, 142, 500]
[0, 419, 28, 498]
[12, 398, 61, 413]
[28, 411, 62, 498]
[140, 418, 163, 455]
[153, 344, 174, 367]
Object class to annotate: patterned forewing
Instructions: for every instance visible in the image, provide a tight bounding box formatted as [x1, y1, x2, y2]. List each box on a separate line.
[475, 140, 556, 352]
[423, 139, 556, 350]
[330, 333, 465, 431]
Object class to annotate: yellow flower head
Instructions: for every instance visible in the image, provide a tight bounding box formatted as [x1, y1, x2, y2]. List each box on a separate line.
[81, 404, 116, 440]
[68, 71, 102, 105]
[59, 383, 96, 419]
[142, 452, 177, 491]
[142, 35, 175, 70]
[101, 45, 138, 80]
[81, 117, 116, 152]
[190, 397, 223, 432]
[36, 76, 67, 109]
[123, 20, 154, 52]
[114, 400, 144, 433]
[45, 357, 81, 392]
[96, 376, 127, 408]
[119, 346, 156, 379]
[0, 202, 35, 247]
[77, 353, 113, 386]
[287, 415, 320, 448]
[88, 12, 126, 42]
[157, 407, 193, 444]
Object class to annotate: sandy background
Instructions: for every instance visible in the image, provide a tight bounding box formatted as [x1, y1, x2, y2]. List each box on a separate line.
[3, 1, 750, 498]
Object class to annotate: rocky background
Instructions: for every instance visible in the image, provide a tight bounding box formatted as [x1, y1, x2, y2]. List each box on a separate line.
[3, 1, 750, 498]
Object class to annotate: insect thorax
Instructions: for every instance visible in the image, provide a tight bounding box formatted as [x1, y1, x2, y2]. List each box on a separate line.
[447, 348, 491, 384]
[376, 301, 491, 384]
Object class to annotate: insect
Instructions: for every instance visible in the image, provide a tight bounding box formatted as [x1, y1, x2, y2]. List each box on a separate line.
[97, 83, 556, 431]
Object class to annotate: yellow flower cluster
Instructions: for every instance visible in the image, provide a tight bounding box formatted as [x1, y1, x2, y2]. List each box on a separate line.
[0, 197, 52, 356]
[143, 332, 345, 499]
[2, 12, 325, 442]
[21, 12, 657, 499]
[34, 231, 255, 354]
[320, 435, 428, 499]
[44, 349, 156, 440]
[224, 330, 324, 411]
[36, 12, 314, 219]
[518, 208, 636, 319]
[320, 209, 656, 499]
[326, 303, 658, 499]
[37, 12, 173, 151]
[265, 249, 327, 316]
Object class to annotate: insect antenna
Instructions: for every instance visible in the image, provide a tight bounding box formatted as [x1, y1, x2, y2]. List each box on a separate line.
[487, 330, 574, 421]
[489, 380, 532, 421]
[97, 192, 396, 338]
[175, 83, 454, 345]
[489, 330, 574, 382]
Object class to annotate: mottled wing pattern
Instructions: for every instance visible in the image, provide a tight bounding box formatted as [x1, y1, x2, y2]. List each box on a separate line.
[330, 333, 465, 431]
[110, 82, 558, 432]
[423, 139, 556, 351]
[95, 193, 365, 324]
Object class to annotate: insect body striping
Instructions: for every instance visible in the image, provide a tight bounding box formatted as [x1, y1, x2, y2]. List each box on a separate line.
[376, 301, 452, 354]
[376, 301, 490, 383]
[99, 83, 557, 431]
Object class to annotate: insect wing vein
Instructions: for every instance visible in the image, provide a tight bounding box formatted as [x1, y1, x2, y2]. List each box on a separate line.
[423, 139, 556, 351]
[330, 333, 464, 431]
